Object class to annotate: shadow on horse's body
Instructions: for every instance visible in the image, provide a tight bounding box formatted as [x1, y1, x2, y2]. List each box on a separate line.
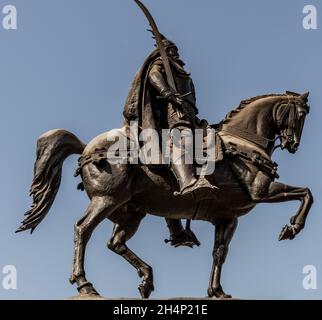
[17, 92, 313, 299]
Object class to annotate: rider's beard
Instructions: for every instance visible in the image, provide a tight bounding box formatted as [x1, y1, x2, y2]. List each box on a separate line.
[169, 54, 185, 67]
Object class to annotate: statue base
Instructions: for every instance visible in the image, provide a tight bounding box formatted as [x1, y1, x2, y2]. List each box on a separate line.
[68, 295, 236, 300]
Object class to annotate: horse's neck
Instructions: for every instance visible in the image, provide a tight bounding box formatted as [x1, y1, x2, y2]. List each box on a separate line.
[224, 98, 278, 153]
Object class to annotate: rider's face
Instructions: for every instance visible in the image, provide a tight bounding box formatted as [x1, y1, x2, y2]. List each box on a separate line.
[167, 46, 179, 59]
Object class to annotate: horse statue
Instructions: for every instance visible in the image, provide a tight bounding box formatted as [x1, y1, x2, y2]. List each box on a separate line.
[17, 91, 313, 299]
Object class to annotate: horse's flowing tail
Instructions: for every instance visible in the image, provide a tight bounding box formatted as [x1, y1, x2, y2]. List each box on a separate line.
[16, 129, 86, 233]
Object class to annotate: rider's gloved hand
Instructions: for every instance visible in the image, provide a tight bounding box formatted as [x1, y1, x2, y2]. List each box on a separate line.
[161, 89, 184, 108]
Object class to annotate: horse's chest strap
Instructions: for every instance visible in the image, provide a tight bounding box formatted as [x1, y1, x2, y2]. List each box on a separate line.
[224, 142, 279, 179]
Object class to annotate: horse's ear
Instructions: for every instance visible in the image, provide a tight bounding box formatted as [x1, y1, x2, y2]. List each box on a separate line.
[301, 92, 310, 101]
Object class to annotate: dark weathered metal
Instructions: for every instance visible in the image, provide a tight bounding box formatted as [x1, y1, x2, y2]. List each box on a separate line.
[17, 2, 313, 299]
[134, 0, 183, 120]
[17, 91, 312, 299]
[134, 0, 177, 94]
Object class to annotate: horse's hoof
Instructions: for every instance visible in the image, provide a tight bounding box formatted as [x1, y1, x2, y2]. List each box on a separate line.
[208, 286, 232, 299]
[78, 282, 100, 297]
[278, 224, 296, 241]
[138, 280, 154, 299]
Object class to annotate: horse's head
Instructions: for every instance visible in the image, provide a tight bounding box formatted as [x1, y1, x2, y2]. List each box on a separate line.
[274, 92, 310, 154]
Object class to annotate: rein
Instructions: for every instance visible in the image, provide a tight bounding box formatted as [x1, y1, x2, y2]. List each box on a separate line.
[273, 97, 298, 150]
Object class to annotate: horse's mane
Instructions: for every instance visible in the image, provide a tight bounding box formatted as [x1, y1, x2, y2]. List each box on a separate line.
[222, 92, 298, 125]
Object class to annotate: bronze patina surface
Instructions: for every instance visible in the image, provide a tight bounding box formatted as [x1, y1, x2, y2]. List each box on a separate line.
[17, 1, 313, 299]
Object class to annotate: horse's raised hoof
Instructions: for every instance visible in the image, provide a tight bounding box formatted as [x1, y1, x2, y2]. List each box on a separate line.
[165, 229, 201, 248]
[138, 280, 154, 299]
[207, 286, 232, 300]
[278, 224, 298, 241]
[77, 282, 100, 297]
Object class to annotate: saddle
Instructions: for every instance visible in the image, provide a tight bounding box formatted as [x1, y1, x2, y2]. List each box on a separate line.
[74, 123, 278, 184]
[75, 122, 224, 177]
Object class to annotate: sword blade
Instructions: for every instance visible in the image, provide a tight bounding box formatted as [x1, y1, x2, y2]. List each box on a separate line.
[133, 0, 177, 92]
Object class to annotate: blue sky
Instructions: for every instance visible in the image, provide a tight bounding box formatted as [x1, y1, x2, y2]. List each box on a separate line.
[0, 0, 321, 299]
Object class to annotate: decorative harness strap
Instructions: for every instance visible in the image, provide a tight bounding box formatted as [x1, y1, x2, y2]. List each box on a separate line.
[218, 127, 279, 179]
[218, 97, 300, 180]
[223, 140, 279, 179]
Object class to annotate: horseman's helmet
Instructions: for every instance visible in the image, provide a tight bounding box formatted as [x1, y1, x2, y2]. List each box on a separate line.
[148, 30, 178, 49]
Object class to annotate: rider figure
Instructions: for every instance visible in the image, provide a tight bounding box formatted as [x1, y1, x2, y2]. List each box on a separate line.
[123, 34, 218, 247]
[124, 34, 218, 201]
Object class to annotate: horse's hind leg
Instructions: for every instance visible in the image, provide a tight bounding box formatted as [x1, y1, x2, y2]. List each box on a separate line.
[107, 209, 154, 298]
[70, 196, 122, 296]
[208, 218, 238, 299]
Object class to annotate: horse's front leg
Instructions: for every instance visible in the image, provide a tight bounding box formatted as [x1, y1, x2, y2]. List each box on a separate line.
[253, 181, 313, 240]
[208, 218, 237, 299]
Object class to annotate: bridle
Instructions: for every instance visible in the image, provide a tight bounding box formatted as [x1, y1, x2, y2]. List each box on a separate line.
[273, 96, 309, 150]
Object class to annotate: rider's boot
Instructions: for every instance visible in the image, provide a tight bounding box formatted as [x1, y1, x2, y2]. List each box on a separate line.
[170, 126, 218, 201]
[171, 162, 218, 201]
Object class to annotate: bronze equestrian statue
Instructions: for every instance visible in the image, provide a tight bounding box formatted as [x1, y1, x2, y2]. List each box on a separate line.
[17, 0, 313, 299]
